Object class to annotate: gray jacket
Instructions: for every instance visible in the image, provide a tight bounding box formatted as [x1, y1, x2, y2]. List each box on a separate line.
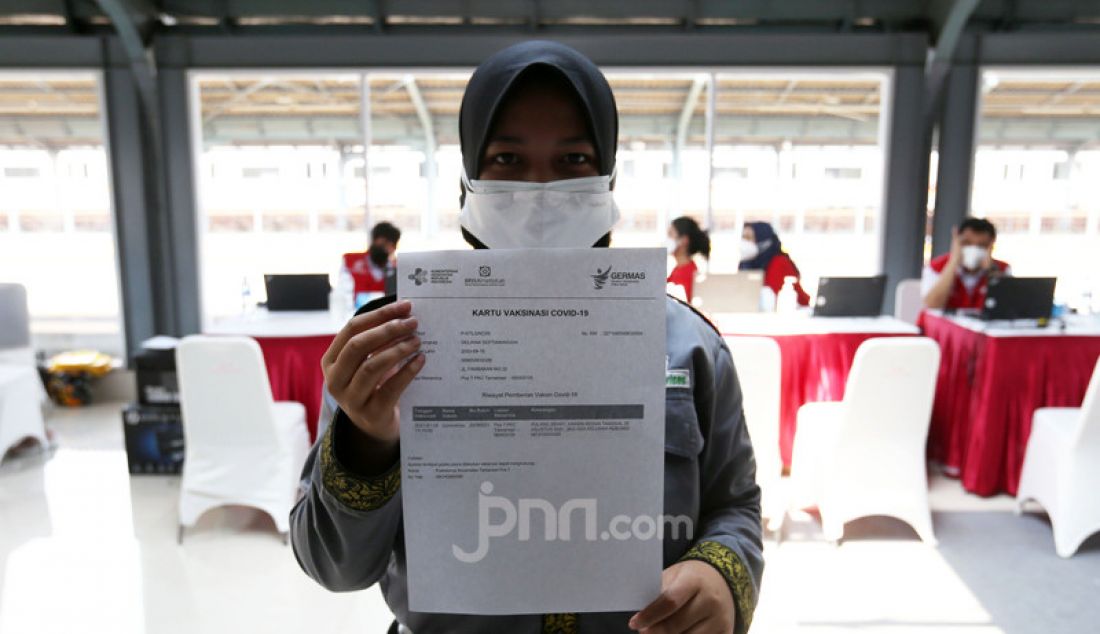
[290, 296, 763, 634]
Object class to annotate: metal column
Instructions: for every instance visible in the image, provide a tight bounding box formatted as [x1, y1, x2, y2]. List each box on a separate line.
[930, 61, 980, 258]
[102, 40, 201, 359]
[878, 64, 929, 314]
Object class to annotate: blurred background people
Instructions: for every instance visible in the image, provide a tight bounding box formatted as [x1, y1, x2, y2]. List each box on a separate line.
[740, 221, 810, 307]
[666, 216, 711, 302]
[922, 217, 1010, 311]
[342, 221, 401, 297]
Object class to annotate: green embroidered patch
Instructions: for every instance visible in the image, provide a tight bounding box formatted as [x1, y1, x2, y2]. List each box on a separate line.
[666, 368, 691, 389]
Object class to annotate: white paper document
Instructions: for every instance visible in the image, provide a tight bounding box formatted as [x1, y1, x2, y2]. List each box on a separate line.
[397, 248, 667, 615]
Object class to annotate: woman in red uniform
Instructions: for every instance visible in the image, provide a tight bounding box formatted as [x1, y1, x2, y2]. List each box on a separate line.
[666, 216, 710, 302]
[739, 221, 810, 306]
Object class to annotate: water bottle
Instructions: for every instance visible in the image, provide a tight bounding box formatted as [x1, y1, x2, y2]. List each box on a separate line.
[759, 287, 777, 313]
[776, 276, 799, 314]
[337, 267, 355, 316]
[240, 276, 252, 314]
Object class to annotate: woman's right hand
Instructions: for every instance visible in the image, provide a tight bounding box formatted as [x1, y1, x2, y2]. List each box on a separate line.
[321, 300, 425, 457]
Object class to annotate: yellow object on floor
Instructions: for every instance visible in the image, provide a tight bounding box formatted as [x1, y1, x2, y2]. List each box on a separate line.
[47, 350, 114, 378]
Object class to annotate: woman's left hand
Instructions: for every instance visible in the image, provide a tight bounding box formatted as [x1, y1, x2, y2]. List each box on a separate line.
[628, 560, 735, 633]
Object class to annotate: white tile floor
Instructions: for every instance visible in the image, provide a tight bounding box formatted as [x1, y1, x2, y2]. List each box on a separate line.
[1, 402, 1098, 633]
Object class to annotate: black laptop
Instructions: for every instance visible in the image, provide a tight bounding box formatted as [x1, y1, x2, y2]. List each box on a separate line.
[264, 274, 331, 311]
[813, 275, 887, 317]
[981, 277, 1056, 321]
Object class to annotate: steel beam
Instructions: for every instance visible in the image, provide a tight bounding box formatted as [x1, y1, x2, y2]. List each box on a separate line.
[405, 76, 437, 236]
[671, 74, 706, 221]
[930, 39, 981, 261]
[152, 32, 928, 69]
[879, 63, 928, 315]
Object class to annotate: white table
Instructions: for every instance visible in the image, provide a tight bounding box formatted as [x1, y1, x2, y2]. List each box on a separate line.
[204, 309, 353, 441]
[206, 309, 348, 338]
[712, 312, 919, 468]
[714, 312, 920, 336]
[920, 309, 1100, 495]
[925, 310, 1100, 338]
[0, 364, 48, 462]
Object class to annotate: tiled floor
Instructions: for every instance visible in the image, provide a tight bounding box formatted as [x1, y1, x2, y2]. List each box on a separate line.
[1, 402, 1098, 633]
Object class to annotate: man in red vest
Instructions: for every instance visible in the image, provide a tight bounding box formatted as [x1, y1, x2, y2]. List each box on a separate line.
[922, 217, 1011, 311]
[342, 221, 401, 296]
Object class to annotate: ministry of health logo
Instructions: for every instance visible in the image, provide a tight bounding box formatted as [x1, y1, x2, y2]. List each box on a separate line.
[408, 268, 428, 286]
[591, 266, 612, 290]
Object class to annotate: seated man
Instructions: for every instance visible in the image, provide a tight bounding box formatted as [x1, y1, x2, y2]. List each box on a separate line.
[922, 217, 1010, 310]
[342, 221, 401, 296]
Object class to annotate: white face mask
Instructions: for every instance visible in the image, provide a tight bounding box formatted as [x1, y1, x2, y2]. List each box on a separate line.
[961, 245, 989, 270]
[459, 172, 620, 249]
[667, 237, 680, 255]
[740, 239, 760, 262]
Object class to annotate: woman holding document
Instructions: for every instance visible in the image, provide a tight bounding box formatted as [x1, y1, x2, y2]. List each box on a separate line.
[290, 41, 763, 634]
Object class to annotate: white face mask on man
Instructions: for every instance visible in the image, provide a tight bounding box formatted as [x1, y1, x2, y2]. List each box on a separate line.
[458, 172, 620, 249]
[960, 245, 989, 271]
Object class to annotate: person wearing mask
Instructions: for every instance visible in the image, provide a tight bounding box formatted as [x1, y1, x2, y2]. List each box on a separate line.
[922, 217, 1010, 310]
[666, 216, 711, 303]
[291, 41, 762, 634]
[739, 221, 810, 306]
[342, 221, 401, 296]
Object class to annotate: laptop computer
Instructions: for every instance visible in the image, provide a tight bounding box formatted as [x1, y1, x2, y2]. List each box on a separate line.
[264, 274, 331, 311]
[691, 272, 764, 313]
[813, 275, 886, 317]
[981, 276, 1056, 321]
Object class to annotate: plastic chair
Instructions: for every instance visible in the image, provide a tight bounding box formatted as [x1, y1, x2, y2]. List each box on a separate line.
[0, 283, 35, 367]
[1016, 357, 1100, 557]
[789, 337, 940, 544]
[175, 335, 310, 543]
[724, 336, 783, 532]
[893, 279, 923, 325]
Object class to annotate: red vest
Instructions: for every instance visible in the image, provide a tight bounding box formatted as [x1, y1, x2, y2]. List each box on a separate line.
[667, 260, 698, 301]
[928, 253, 1009, 310]
[342, 252, 388, 295]
[763, 253, 811, 307]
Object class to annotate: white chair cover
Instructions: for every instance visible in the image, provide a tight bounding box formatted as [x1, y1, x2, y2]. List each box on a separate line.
[1017, 357, 1100, 557]
[175, 335, 309, 537]
[790, 337, 940, 544]
[893, 278, 923, 325]
[0, 283, 31, 351]
[0, 365, 48, 462]
[0, 283, 36, 371]
[724, 336, 783, 530]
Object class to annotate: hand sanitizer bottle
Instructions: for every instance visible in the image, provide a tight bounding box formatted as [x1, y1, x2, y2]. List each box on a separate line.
[776, 276, 799, 314]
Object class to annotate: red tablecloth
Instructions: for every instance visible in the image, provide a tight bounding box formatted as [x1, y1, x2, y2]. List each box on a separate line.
[921, 312, 1100, 496]
[254, 335, 334, 442]
[725, 330, 912, 468]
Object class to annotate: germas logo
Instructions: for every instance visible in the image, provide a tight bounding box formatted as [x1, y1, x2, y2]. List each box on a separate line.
[591, 265, 646, 290]
[591, 266, 612, 290]
[408, 268, 428, 286]
[451, 481, 693, 563]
